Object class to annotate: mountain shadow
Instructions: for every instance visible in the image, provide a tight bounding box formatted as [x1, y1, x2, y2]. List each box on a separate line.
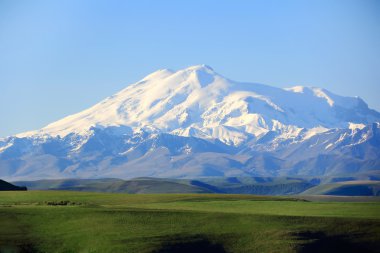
[296, 231, 378, 253]
[152, 235, 226, 253]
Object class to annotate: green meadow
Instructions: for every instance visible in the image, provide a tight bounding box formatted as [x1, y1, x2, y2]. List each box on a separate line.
[0, 191, 379, 253]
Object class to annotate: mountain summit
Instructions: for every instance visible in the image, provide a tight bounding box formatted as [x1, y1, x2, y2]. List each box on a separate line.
[17, 65, 380, 145]
[1, 65, 380, 180]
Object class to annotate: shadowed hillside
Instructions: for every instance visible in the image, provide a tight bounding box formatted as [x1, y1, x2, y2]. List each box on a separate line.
[0, 179, 27, 191]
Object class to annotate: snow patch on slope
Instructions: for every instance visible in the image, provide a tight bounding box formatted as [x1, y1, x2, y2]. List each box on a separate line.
[13, 65, 380, 147]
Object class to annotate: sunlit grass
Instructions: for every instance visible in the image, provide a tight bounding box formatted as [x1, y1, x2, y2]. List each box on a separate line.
[0, 191, 379, 252]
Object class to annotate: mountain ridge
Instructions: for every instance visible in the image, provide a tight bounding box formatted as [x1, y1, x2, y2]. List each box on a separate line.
[1, 65, 379, 180]
[14, 65, 380, 144]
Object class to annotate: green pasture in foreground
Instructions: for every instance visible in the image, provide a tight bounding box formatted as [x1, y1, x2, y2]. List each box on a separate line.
[0, 191, 379, 253]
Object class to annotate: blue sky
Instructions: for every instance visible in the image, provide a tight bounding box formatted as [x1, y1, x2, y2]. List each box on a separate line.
[0, 0, 379, 137]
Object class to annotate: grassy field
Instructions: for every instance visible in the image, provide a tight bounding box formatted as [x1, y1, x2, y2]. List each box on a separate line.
[0, 191, 379, 253]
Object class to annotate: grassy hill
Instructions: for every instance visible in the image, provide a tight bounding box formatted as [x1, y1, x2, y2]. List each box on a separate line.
[14, 178, 211, 193]
[13, 177, 318, 195]
[301, 180, 380, 196]
[0, 191, 379, 252]
[14, 177, 380, 196]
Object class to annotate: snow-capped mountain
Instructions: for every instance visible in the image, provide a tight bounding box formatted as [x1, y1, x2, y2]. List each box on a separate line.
[1, 65, 380, 180]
